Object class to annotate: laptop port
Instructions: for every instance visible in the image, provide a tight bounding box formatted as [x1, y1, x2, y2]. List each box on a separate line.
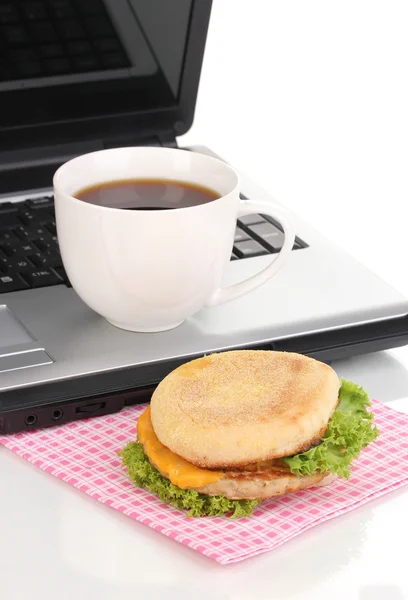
[76, 401, 106, 415]
[25, 414, 37, 426]
[52, 409, 63, 421]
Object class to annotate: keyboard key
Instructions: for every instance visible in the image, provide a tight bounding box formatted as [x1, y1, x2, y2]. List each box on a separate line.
[66, 40, 92, 55]
[85, 16, 114, 37]
[19, 210, 37, 226]
[36, 237, 58, 251]
[0, 212, 21, 228]
[71, 54, 99, 71]
[33, 238, 49, 252]
[76, 0, 104, 16]
[248, 222, 285, 250]
[23, 208, 52, 223]
[26, 196, 53, 209]
[0, 231, 19, 245]
[231, 252, 239, 261]
[16, 60, 43, 77]
[0, 257, 36, 273]
[0, 242, 19, 257]
[258, 232, 285, 251]
[22, 2, 48, 21]
[32, 226, 50, 237]
[94, 37, 120, 53]
[38, 43, 64, 58]
[234, 227, 249, 243]
[238, 214, 266, 227]
[45, 221, 56, 235]
[30, 22, 57, 42]
[37, 250, 62, 268]
[29, 252, 47, 267]
[54, 266, 70, 285]
[0, 60, 13, 79]
[0, 274, 30, 294]
[44, 57, 70, 74]
[56, 19, 85, 40]
[3, 25, 29, 45]
[20, 242, 37, 255]
[0, 202, 19, 213]
[23, 268, 62, 288]
[13, 226, 30, 241]
[10, 48, 38, 63]
[0, 4, 19, 25]
[0, 256, 9, 272]
[101, 52, 127, 69]
[248, 221, 281, 238]
[264, 233, 285, 251]
[49, 0, 74, 18]
[234, 240, 268, 258]
[14, 225, 51, 240]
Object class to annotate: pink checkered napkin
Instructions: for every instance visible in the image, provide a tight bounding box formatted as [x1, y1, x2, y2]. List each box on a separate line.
[1, 400, 407, 564]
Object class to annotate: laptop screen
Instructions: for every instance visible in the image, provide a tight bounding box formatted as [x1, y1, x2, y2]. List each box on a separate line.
[0, 0, 196, 132]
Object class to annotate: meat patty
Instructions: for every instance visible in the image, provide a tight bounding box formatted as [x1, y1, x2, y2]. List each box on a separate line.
[196, 468, 337, 500]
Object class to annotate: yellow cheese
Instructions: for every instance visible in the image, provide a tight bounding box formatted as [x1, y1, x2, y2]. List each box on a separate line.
[137, 406, 224, 489]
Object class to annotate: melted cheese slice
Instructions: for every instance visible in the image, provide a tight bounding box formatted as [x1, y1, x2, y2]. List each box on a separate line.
[137, 406, 224, 490]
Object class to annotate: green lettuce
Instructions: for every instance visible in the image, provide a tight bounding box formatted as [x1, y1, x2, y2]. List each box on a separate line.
[283, 379, 379, 478]
[119, 441, 260, 518]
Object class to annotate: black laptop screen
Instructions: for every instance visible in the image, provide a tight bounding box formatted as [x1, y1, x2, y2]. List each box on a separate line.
[0, 0, 194, 131]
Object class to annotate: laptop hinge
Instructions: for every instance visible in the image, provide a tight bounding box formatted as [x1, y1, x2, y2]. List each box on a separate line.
[104, 133, 178, 149]
[158, 133, 178, 148]
[0, 132, 178, 172]
[0, 133, 178, 196]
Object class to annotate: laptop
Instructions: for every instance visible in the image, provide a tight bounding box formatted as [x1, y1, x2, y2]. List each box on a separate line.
[1, 0, 408, 435]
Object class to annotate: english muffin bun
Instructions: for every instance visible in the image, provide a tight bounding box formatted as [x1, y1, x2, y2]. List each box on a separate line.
[150, 350, 341, 469]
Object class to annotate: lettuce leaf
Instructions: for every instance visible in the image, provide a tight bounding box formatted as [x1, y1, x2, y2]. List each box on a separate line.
[283, 379, 379, 478]
[119, 441, 260, 518]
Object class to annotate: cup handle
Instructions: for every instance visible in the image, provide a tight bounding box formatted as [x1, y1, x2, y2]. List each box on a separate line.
[206, 200, 296, 307]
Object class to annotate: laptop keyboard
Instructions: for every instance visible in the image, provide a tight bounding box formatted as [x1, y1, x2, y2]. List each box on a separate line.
[0, 195, 307, 294]
[0, 196, 67, 293]
[0, 0, 129, 82]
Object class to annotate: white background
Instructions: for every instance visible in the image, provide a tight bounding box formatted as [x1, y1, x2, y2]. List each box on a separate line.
[182, 0, 408, 301]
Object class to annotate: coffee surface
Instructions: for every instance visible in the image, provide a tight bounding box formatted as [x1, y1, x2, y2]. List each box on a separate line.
[74, 179, 220, 210]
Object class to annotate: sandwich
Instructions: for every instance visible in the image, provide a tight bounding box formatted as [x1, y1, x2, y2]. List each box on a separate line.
[120, 350, 379, 517]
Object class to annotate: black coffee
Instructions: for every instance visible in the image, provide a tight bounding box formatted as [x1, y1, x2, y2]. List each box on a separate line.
[74, 178, 220, 210]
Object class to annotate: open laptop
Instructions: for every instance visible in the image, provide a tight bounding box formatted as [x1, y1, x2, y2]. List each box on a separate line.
[1, 0, 408, 435]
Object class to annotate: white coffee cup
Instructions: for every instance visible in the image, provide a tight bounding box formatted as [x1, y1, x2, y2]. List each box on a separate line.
[53, 147, 295, 332]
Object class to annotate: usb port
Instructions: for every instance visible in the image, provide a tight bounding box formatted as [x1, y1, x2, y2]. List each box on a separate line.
[76, 402, 106, 415]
